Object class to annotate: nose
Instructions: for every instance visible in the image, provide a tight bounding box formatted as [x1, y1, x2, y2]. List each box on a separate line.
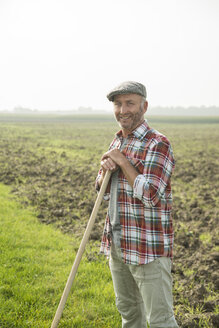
[120, 104, 128, 114]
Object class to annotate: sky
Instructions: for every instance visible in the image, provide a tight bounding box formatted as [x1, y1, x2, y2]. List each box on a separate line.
[0, 0, 219, 111]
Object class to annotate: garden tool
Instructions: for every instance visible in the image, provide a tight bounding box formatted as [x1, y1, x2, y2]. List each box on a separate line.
[51, 170, 111, 328]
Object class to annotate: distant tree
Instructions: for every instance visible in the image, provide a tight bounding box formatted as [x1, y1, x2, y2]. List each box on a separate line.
[13, 106, 33, 113]
[78, 106, 93, 112]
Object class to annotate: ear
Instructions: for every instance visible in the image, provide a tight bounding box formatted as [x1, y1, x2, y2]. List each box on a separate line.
[143, 101, 148, 114]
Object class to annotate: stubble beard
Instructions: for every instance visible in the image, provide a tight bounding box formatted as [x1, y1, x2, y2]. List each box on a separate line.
[117, 106, 145, 132]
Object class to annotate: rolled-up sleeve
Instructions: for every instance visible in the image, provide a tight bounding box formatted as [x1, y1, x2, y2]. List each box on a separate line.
[133, 140, 175, 207]
[133, 174, 149, 197]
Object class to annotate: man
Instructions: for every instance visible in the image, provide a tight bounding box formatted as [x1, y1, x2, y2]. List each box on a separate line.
[96, 81, 178, 328]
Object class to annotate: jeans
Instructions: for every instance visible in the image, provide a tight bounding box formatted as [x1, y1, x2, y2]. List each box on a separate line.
[109, 243, 179, 328]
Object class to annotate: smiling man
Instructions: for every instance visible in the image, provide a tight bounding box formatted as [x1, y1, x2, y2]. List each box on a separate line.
[114, 93, 147, 134]
[96, 81, 179, 328]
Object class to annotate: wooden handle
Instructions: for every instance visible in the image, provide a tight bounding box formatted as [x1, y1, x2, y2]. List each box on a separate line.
[51, 170, 111, 328]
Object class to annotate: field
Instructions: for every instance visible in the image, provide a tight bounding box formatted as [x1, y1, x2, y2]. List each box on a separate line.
[0, 113, 218, 327]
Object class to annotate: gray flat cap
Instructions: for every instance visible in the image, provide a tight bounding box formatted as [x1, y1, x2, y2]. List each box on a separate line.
[107, 81, 147, 101]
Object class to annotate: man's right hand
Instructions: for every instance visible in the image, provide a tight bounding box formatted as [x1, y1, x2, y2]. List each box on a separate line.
[97, 158, 118, 190]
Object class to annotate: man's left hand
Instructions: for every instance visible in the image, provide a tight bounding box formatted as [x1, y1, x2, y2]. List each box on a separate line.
[101, 149, 126, 168]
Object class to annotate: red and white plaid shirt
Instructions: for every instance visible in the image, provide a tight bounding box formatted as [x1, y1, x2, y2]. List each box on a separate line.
[96, 120, 175, 265]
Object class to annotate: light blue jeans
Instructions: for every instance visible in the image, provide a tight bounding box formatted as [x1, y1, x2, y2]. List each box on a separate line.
[109, 244, 179, 328]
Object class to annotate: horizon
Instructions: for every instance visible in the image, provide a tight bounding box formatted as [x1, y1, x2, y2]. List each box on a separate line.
[1, 104, 219, 117]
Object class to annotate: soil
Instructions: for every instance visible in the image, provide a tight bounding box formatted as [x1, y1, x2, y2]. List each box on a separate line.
[0, 123, 218, 327]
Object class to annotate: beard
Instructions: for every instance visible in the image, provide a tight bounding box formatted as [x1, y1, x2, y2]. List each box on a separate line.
[116, 106, 145, 132]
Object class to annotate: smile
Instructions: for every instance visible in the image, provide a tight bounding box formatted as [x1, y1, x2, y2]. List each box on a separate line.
[120, 116, 131, 120]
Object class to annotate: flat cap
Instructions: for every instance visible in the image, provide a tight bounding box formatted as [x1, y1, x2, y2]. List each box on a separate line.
[107, 81, 147, 102]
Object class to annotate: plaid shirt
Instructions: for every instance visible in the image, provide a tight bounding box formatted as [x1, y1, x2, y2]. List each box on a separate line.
[96, 120, 175, 265]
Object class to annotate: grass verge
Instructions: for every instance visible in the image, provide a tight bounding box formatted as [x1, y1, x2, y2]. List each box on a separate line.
[0, 183, 120, 328]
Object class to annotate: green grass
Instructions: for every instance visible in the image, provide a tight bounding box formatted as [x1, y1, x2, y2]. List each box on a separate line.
[0, 183, 120, 328]
[199, 233, 212, 245]
[0, 113, 218, 327]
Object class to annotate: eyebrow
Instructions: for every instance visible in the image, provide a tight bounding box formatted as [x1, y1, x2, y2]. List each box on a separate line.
[114, 98, 135, 104]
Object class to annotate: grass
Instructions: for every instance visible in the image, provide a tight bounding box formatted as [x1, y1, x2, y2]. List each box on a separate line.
[0, 113, 218, 327]
[0, 183, 120, 328]
[199, 233, 212, 245]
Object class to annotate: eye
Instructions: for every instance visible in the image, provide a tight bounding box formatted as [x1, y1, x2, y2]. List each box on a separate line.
[127, 101, 134, 106]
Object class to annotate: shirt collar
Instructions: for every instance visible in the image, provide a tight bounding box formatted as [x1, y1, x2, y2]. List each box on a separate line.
[115, 120, 150, 141]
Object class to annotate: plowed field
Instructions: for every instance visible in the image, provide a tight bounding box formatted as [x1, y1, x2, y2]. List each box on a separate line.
[0, 114, 218, 327]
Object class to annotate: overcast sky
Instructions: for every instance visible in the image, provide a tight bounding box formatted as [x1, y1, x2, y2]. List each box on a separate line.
[0, 0, 218, 111]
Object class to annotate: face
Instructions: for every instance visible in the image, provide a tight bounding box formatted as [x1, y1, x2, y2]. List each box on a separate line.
[113, 93, 148, 136]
